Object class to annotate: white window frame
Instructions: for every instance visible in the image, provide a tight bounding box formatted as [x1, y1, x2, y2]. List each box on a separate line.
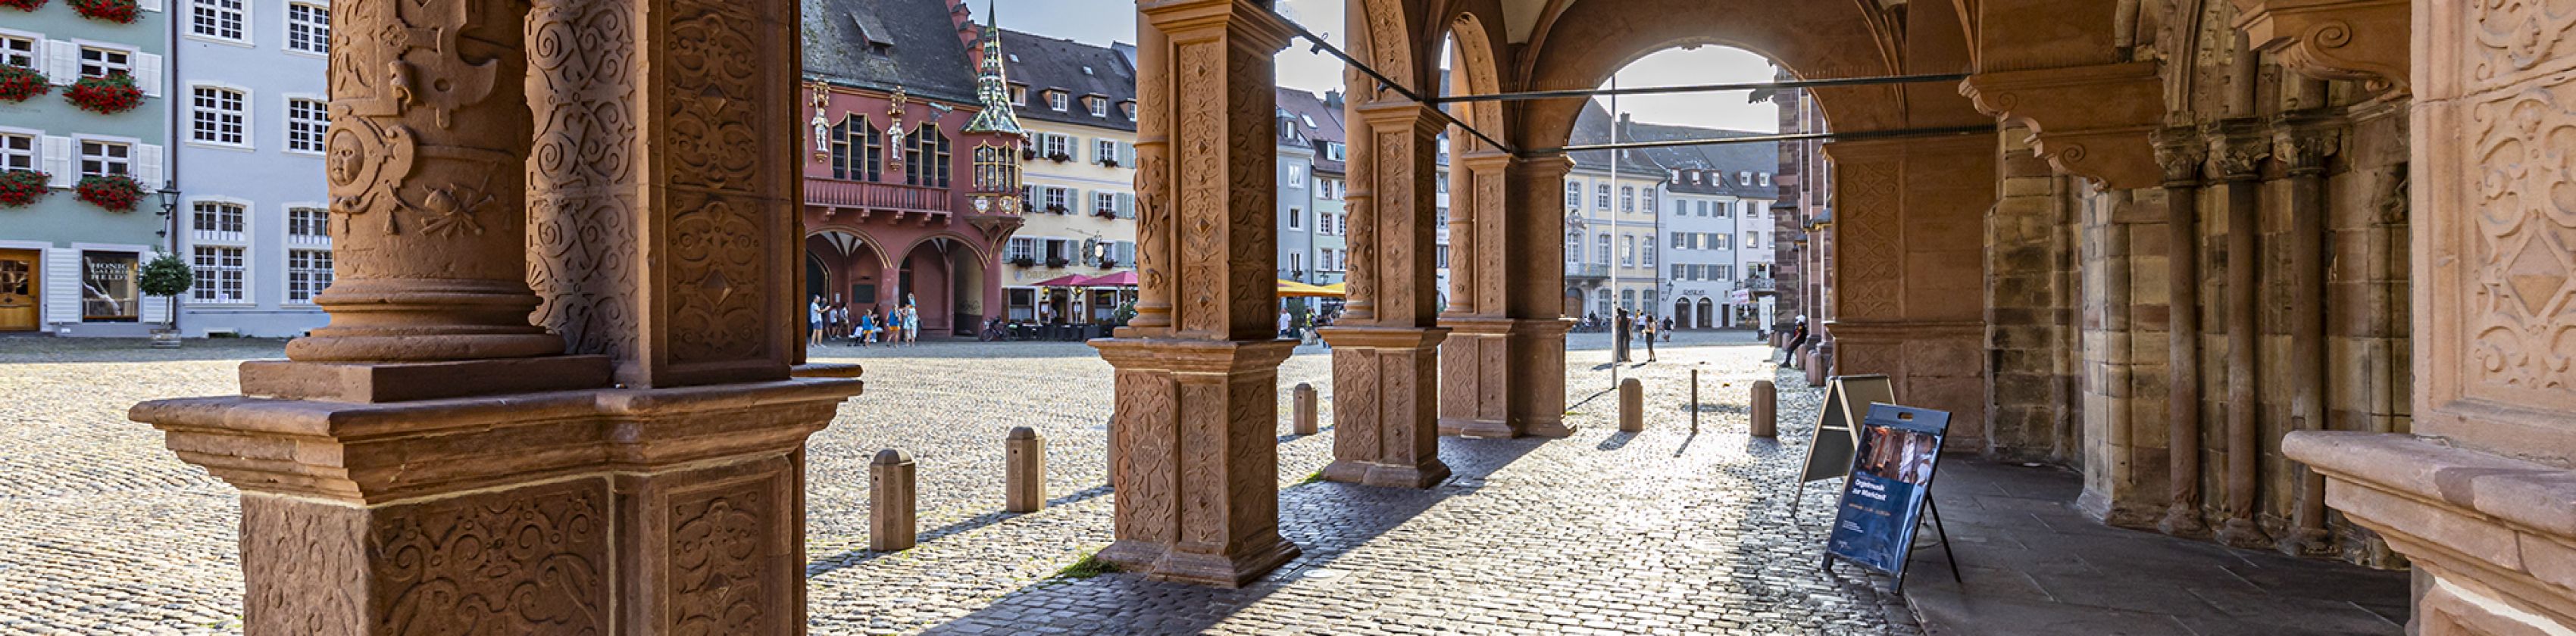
[1086, 96, 1108, 117]
[192, 245, 250, 304]
[0, 127, 34, 173]
[284, 95, 328, 155]
[77, 44, 133, 79]
[1596, 183, 1610, 210]
[188, 0, 253, 45]
[285, 248, 332, 304]
[1758, 173, 1771, 187]
[283, 203, 330, 245]
[0, 29, 36, 69]
[1094, 190, 1118, 216]
[189, 196, 250, 246]
[1005, 237, 1035, 262]
[189, 83, 253, 149]
[283, 2, 330, 57]
[1286, 164, 1305, 188]
[1565, 181, 1581, 208]
[1047, 91, 1068, 112]
[77, 137, 133, 178]
[1008, 85, 1027, 106]
[1095, 138, 1118, 164]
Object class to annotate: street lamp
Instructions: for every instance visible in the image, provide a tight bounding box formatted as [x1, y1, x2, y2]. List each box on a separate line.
[152, 185, 182, 335]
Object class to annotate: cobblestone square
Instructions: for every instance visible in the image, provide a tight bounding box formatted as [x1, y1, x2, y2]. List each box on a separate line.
[0, 332, 1915, 634]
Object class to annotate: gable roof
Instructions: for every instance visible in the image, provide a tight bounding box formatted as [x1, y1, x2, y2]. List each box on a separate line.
[1621, 121, 1779, 198]
[1275, 87, 1349, 173]
[1568, 101, 1672, 176]
[802, 0, 982, 104]
[999, 29, 1139, 131]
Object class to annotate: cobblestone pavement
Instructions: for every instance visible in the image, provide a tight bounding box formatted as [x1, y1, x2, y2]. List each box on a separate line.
[0, 331, 1912, 634]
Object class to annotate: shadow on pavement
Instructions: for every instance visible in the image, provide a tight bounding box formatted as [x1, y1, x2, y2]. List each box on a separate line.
[805, 485, 1116, 578]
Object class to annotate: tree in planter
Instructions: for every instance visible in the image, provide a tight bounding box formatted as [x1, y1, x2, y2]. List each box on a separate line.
[69, 0, 137, 23]
[77, 174, 143, 210]
[64, 73, 143, 114]
[0, 170, 48, 208]
[0, 64, 48, 103]
[137, 251, 192, 332]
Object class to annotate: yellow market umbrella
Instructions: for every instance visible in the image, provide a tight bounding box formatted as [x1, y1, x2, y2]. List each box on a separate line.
[1277, 280, 1338, 298]
[1317, 282, 1346, 296]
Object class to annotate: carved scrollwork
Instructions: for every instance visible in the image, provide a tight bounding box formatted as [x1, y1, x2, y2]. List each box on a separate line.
[372, 481, 608, 634]
[2237, 0, 2411, 97]
[671, 485, 769, 634]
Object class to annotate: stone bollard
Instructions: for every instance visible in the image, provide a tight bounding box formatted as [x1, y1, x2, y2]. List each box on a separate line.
[1690, 368, 1701, 435]
[1006, 427, 1046, 513]
[1293, 382, 1318, 435]
[871, 448, 917, 551]
[1619, 378, 1643, 432]
[1751, 380, 1778, 438]
[1805, 347, 1829, 387]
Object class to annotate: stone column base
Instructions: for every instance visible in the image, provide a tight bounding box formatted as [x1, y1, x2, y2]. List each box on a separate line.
[131, 377, 863, 634]
[1091, 338, 1301, 588]
[1322, 326, 1452, 488]
[2287, 431, 2576, 634]
[1436, 317, 1574, 439]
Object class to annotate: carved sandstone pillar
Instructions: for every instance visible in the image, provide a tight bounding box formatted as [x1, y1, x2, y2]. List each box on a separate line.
[1089, 0, 1299, 588]
[1437, 150, 1548, 438]
[133, 0, 860, 633]
[295, 0, 560, 362]
[1323, 99, 1451, 488]
[1821, 135, 1996, 441]
[2152, 128, 2212, 538]
[2275, 120, 2338, 555]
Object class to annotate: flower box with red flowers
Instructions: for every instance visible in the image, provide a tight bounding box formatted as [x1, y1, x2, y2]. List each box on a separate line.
[64, 73, 142, 114]
[0, 0, 48, 12]
[69, 0, 136, 23]
[0, 170, 49, 208]
[76, 174, 143, 211]
[0, 65, 47, 103]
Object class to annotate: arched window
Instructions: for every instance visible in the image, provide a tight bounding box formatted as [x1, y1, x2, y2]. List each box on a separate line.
[907, 123, 952, 188]
[829, 115, 883, 181]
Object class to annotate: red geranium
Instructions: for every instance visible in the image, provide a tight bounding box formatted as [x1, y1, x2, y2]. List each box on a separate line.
[0, 65, 45, 103]
[76, 174, 142, 211]
[69, 0, 136, 23]
[0, 170, 48, 208]
[64, 73, 142, 114]
[0, 0, 48, 12]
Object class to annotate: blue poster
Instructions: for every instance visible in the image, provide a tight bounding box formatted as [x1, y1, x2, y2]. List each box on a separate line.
[1824, 403, 1951, 585]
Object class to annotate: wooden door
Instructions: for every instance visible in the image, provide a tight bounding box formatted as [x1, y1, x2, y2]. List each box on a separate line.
[0, 249, 37, 332]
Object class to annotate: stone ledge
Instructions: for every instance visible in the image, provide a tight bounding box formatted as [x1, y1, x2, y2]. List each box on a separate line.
[2287, 430, 2576, 629]
[2286, 431, 2576, 538]
[238, 355, 613, 403]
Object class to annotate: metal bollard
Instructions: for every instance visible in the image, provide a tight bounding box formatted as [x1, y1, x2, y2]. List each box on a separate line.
[871, 448, 916, 551]
[1751, 380, 1778, 438]
[1690, 369, 1701, 435]
[1619, 378, 1643, 432]
[1006, 427, 1046, 513]
[1293, 382, 1318, 435]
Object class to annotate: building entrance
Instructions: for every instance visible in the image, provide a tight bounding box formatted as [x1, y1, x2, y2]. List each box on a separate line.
[0, 250, 36, 332]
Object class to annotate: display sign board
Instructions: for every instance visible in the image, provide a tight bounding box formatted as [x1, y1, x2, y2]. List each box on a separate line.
[1823, 403, 1952, 588]
[1796, 375, 1893, 484]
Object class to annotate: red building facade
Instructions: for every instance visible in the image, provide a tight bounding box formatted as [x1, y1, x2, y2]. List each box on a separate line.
[799, 0, 1021, 335]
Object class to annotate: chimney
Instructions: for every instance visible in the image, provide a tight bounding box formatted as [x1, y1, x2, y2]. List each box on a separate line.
[1324, 90, 1344, 110]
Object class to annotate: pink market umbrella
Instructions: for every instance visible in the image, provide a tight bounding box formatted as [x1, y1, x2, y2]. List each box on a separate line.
[1080, 271, 1139, 286]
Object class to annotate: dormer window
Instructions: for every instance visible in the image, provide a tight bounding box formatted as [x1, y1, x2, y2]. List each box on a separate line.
[1758, 173, 1771, 186]
[1119, 101, 1137, 120]
[1048, 91, 1068, 112]
[1302, 114, 1318, 129]
[1738, 171, 1751, 186]
[1009, 86, 1027, 105]
[1087, 96, 1107, 117]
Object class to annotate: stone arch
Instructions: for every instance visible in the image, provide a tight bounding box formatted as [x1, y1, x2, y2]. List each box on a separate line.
[893, 230, 994, 269]
[1440, 2, 1511, 150]
[806, 225, 896, 271]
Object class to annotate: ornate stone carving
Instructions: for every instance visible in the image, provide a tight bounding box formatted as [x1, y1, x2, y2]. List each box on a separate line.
[2468, 0, 2576, 90]
[2153, 127, 2209, 186]
[2466, 86, 2576, 395]
[1961, 62, 2166, 190]
[2274, 126, 2340, 177]
[526, 0, 640, 365]
[372, 481, 608, 633]
[2233, 0, 2411, 96]
[295, 0, 561, 363]
[2206, 123, 2271, 182]
[242, 496, 366, 634]
[1835, 162, 1901, 320]
[670, 482, 770, 634]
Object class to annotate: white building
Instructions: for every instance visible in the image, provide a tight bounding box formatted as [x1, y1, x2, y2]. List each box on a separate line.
[1621, 120, 1780, 328]
[169, 0, 333, 337]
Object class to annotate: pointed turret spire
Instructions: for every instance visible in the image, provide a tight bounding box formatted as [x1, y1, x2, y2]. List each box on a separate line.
[962, 0, 1024, 137]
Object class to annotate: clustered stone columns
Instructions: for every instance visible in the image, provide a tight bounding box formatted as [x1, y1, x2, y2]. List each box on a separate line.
[1436, 150, 1574, 439]
[1323, 98, 1452, 488]
[1088, 0, 1300, 588]
[2152, 128, 2210, 538]
[130, 0, 862, 633]
[2208, 120, 2272, 550]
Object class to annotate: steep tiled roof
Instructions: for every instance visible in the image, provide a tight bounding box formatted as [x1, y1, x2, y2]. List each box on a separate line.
[1568, 101, 1672, 176]
[999, 29, 1138, 131]
[802, 0, 981, 104]
[1276, 87, 1349, 173]
[1623, 121, 1779, 198]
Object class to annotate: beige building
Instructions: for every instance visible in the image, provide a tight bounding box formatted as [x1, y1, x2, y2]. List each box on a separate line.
[1561, 106, 1669, 321]
[998, 30, 1138, 323]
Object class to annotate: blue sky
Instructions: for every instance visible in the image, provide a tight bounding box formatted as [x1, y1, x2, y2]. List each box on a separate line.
[991, 0, 1780, 133]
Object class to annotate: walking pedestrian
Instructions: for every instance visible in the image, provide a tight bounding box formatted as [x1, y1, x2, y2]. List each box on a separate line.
[1614, 307, 1632, 363]
[902, 303, 921, 344]
[808, 295, 824, 347]
[1643, 313, 1658, 362]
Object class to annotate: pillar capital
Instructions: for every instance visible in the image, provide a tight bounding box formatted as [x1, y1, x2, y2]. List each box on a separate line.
[2232, 0, 2410, 98]
[2272, 119, 2342, 177]
[1960, 61, 2165, 190]
[2204, 119, 2271, 182]
[1457, 148, 1516, 172]
[2152, 126, 2210, 187]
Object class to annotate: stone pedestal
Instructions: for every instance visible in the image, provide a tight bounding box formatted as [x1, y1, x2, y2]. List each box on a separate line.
[1321, 326, 1452, 488]
[133, 377, 861, 634]
[1091, 338, 1300, 588]
[1618, 379, 1643, 432]
[1438, 317, 1571, 438]
[1293, 383, 1318, 435]
[872, 449, 917, 551]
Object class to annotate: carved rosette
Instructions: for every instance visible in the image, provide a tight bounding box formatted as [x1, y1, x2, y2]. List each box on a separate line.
[295, 0, 562, 362]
